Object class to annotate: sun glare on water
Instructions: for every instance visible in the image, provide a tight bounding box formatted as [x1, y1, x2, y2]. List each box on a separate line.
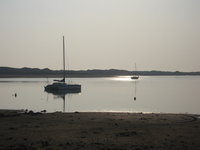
[111, 76, 137, 82]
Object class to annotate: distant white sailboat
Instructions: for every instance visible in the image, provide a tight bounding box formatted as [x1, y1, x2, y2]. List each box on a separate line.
[131, 63, 139, 80]
[45, 36, 81, 93]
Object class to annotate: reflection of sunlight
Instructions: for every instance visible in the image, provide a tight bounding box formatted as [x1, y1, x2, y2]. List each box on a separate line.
[111, 76, 140, 81]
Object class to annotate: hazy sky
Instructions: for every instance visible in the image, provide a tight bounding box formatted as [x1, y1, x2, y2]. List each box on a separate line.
[0, 0, 199, 71]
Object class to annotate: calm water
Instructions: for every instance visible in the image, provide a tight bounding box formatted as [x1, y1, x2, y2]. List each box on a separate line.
[0, 76, 200, 114]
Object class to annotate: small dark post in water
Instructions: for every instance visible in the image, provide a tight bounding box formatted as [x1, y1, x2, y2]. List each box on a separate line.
[15, 93, 17, 97]
[134, 97, 136, 100]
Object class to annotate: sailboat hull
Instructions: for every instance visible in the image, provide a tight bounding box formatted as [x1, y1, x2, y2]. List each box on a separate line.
[131, 76, 139, 79]
[45, 83, 81, 93]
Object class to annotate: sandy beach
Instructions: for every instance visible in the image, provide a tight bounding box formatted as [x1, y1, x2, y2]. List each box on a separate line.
[0, 110, 200, 150]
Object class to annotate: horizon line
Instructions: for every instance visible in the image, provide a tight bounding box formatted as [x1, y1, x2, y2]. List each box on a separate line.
[0, 66, 200, 73]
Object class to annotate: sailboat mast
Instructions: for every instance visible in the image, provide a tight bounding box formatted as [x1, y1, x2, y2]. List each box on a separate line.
[63, 36, 66, 82]
[135, 63, 137, 75]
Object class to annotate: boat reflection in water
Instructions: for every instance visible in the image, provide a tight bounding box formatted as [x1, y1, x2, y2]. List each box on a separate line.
[133, 80, 137, 101]
[45, 88, 81, 112]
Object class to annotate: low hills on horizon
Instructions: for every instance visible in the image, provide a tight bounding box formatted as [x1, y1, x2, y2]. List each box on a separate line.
[0, 67, 200, 78]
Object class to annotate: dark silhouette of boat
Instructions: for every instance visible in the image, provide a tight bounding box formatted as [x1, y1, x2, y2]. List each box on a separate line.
[45, 36, 81, 93]
[131, 63, 139, 80]
[131, 76, 139, 79]
[45, 82, 81, 93]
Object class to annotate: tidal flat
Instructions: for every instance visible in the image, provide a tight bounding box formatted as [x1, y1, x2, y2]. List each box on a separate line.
[0, 110, 200, 150]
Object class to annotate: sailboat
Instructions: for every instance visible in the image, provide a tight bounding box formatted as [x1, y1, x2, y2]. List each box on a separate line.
[131, 63, 139, 80]
[44, 36, 81, 93]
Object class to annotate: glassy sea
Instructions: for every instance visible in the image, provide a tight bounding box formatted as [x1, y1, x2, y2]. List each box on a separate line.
[0, 76, 200, 114]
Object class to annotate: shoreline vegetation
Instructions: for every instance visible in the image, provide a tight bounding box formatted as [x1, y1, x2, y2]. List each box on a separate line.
[0, 67, 200, 78]
[0, 109, 200, 150]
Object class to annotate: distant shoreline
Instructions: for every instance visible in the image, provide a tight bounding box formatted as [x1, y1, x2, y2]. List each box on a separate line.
[0, 67, 200, 78]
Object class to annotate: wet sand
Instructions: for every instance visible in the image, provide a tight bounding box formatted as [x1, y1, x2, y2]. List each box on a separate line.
[0, 110, 200, 150]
